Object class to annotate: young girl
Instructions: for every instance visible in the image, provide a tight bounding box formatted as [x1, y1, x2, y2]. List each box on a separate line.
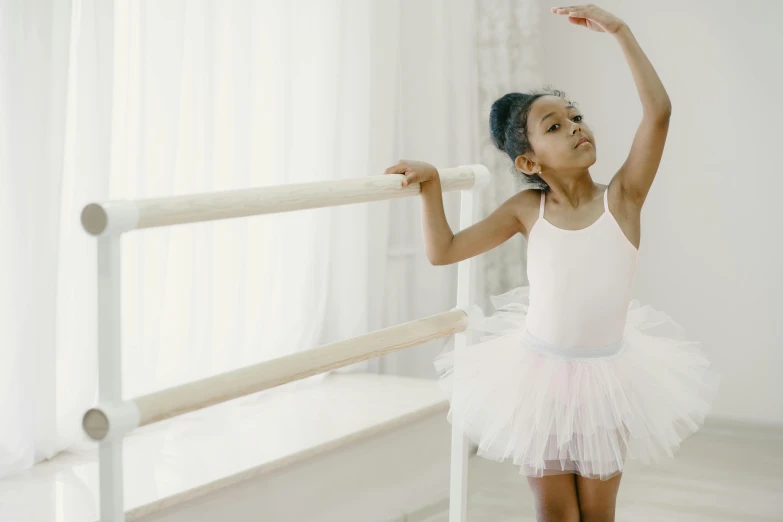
[384, 4, 719, 521]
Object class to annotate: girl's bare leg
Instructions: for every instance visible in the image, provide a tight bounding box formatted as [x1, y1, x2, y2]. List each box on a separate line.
[575, 473, 622, 522]
[527, 473, 580, 522]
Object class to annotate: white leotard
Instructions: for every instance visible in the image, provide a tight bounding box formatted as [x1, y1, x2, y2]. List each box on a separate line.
[525, 185, 639, 349]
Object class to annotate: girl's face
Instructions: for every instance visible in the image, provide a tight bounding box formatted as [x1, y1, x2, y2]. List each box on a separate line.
[517, 95, 597, 175]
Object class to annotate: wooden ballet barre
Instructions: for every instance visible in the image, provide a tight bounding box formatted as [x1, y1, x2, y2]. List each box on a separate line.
[80, 165, 490, 237]
[83, 308, 470, 441]
[81, 163, 492, 522]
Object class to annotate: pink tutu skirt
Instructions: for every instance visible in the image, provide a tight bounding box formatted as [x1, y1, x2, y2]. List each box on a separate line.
[434, 286, 720, 481]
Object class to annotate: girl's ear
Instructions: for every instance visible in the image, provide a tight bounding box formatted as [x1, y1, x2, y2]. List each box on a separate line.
[515, 155, 539, 176]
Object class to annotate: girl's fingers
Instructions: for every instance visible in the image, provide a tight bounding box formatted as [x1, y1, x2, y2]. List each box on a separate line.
[568, 16, 587, 26]
[382, 162, 421, 188]
[384, 167, 414, 187]
[385, 159, 416, 175]
[384, 163, 405, 174]
[552, 6, 585, 16]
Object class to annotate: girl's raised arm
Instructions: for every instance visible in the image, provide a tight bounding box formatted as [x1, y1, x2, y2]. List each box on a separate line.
[553, 4, 672, 208]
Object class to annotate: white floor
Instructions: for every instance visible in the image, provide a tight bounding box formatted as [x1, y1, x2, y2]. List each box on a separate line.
[415, 423, 783, 522]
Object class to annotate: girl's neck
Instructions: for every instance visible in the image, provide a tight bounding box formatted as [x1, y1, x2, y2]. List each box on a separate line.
[542, 172, 598, 210]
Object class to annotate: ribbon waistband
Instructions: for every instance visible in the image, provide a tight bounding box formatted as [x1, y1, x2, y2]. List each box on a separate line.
[521, 329, 626, 361]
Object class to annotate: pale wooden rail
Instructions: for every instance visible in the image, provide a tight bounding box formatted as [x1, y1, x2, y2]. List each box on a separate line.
[83, 309, 468, 438]
[81, 166, 487, 236]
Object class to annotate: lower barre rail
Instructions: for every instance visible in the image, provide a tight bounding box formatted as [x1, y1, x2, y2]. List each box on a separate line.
[83, 308, 469, 441]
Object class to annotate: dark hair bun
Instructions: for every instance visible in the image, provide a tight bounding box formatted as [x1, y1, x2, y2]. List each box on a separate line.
[487, 87, 568, 192]
[489, 93, 524, 153]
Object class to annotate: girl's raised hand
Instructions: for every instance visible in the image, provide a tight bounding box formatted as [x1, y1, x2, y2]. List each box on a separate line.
[551, 4, 625, 34]
[383, 160, 439, 187]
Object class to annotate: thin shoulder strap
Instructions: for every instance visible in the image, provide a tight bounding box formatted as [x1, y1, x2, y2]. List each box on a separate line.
[603, 185, 609, 212]
[539, 190, 546, 218]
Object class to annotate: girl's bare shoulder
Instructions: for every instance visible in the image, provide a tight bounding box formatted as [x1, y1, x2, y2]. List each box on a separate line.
[501, 188, 542, 239]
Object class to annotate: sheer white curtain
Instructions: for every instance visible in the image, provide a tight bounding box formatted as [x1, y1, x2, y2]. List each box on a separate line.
[0, 0, 405, 478]
[110, 0, 395, 400]
[1, 0, 484, 479]
[0, 0, 110, 479]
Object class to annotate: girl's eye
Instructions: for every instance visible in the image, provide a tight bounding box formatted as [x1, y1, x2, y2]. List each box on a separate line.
[548, 115, 583, 133]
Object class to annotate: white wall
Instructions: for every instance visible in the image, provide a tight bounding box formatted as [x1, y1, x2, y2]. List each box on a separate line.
[538, 0, 783, 424]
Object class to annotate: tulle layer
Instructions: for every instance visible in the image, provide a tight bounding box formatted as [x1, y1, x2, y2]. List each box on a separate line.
[434, 286, 720, 480]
